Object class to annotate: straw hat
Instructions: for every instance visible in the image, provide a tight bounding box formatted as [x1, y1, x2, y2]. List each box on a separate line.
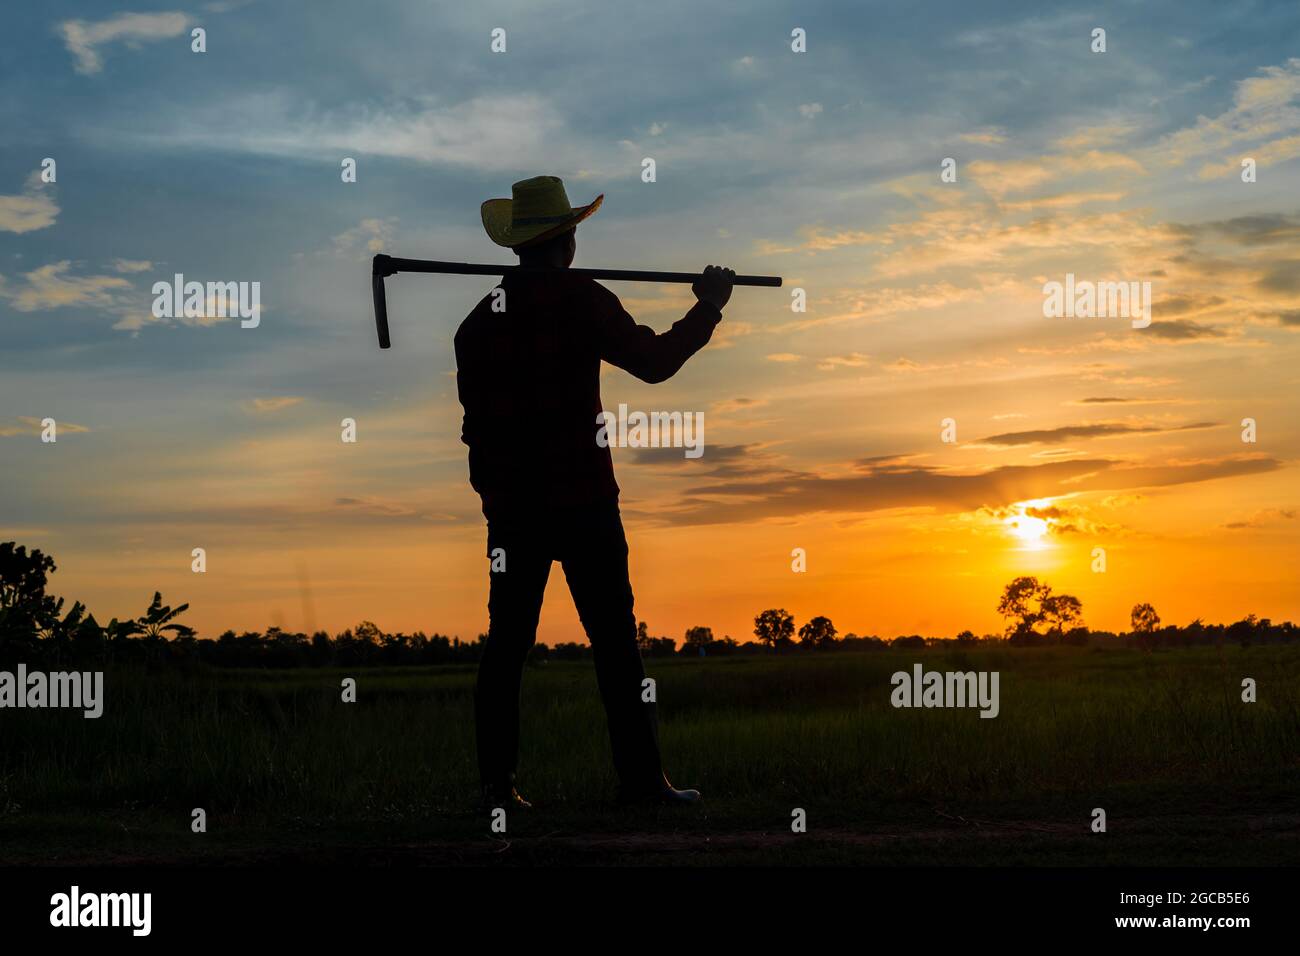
[481, 176, 604, 249]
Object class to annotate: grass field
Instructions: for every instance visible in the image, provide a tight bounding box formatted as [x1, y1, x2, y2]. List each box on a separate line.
[2, 645, 1297, 865]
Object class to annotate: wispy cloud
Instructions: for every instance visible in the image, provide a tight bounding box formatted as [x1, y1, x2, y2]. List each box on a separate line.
[958, 128, 1007, 145]
[1224, 507, 1297, 529]
[58, 11, 191, 75]
[1149, 58, 1300, 177]
[0, 416, 90, 437]
[119, 91, 582, 172]
[244, 397, 304, 414]
[1, 261, 130, 312]
[817, 352, 870, 371]
[974, 421, 1220, 448]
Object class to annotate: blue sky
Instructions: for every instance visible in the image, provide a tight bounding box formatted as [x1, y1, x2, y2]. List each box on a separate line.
[2, 1, 1298, 641]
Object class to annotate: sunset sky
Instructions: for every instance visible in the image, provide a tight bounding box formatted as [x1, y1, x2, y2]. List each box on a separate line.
[2, 1, 1297, 645]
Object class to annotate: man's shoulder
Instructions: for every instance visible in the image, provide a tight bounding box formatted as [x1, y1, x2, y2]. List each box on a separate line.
[455, 287, 502, 338]
[573, 276, 622, 314]
[584, 276, 618, 300]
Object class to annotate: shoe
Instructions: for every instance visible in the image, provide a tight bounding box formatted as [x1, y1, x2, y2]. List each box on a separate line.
[617, 776, 702, 806]
[480, 784, 532, 811]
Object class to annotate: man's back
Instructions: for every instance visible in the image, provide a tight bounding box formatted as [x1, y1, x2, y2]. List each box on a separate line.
[454, 271, 721, 520]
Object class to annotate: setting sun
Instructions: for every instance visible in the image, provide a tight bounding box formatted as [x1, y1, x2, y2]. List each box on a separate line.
[1005, 514, 1050, 547]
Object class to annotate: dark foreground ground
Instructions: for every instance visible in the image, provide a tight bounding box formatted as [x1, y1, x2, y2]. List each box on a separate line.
[2, 647, 1297, 865]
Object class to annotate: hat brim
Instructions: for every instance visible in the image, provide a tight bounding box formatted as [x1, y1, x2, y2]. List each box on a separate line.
[481, 194, 603, 249]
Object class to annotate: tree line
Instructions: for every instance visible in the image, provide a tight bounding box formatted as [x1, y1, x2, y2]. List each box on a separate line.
[1, 543, 1293, 669]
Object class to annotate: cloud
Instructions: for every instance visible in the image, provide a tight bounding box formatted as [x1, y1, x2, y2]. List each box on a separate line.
[623, 442, 779, 476]
[799, 103, 824, 119]
[765, 353, 802, 362]
[711, 397, 767, 413]
[1257, 260, 1300, 294]
[111, 313, 157, 333]
[1181, 213, 1300, 246]
[1053, 124, 1136, 151]
[1068, 396, 1191, 407]
[958, 129, 1006, 145]
[330, 217, 396, 259]
[966, 152, 1143, 199]
[799, 228, 878, 251]
[0, 417, 90, 437]
[1150, 58, 1300, 174]
[0, 175, 59, 234]
[68, 496, 470, 532]
[774, 279, 1000, 333]
[1, 261, 131, 312]
[1143, 319, 1230, 340]
[58, 11, 191, 75]
[820, 202, 1172, 284]
[1224, 508, 1297, 530]
[817, 352, 870, 371]
[975, 421, 1220, 447]
[885, 357, 957, 373]
[125, 91, 580, 172]
[999, 191, 1127, 212]
[1263, 309, 1300, 327]
[708, 320, 753, 348]
[245, 397, 304, 414]
[113, 290, 266, 332]
[1154, 293, 1226, 316]
[1197, 135, 1300, 179]
[981, 501, 1119, 538]
[332, 496, 437, 520]
[111, 258, 153, 273]
[658, 454, 1282, 527]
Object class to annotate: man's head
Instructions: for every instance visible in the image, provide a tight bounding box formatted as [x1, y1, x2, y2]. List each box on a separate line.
[482, 176, 601, 256]
[516, 226, 576, 269]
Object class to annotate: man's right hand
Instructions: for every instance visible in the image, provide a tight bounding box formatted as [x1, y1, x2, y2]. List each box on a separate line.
[692, 264, 735, 312]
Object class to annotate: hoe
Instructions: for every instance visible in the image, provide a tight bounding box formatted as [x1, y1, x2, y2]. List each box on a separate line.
[371, 253, 782, 348]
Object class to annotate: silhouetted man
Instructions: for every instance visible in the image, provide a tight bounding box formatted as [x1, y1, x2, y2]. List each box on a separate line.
[456, 175, 734, 807]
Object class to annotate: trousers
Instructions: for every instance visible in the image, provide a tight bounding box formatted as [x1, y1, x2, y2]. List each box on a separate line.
[475, 501, 663, 792]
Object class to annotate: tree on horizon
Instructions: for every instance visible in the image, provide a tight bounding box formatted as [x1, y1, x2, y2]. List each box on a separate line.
[754, 608, 794, 649]
[997, 576, 1083, 643]
[798, 615, 837, 649]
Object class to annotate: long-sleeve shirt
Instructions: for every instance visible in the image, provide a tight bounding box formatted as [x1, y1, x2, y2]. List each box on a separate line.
[454, 271, 721, 521]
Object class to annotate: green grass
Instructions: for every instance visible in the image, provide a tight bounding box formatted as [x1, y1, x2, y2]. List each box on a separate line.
[2, 645, 1297, 864]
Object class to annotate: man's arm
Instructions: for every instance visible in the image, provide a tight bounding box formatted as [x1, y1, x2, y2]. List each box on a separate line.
[597, 265, 736, 384]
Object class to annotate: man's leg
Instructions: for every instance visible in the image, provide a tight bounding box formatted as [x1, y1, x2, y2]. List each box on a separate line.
[559, 505, 664, 793]
[475, 521, 551, 794]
